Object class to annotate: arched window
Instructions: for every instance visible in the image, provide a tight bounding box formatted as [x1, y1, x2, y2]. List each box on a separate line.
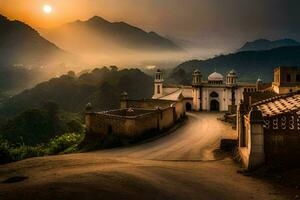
[210, 91, 219, 98]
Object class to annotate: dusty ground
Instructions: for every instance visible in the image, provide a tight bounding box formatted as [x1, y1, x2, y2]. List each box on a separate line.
[0, 113, 295, 200]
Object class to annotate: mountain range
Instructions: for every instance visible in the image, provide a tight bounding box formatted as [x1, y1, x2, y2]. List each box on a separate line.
[43, 16, 181, 55]
[237, 38, 300, 52]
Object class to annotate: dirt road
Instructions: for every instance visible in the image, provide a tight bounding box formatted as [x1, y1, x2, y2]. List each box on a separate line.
[0, 113, 287, 200]
[97, 112, 236, 160]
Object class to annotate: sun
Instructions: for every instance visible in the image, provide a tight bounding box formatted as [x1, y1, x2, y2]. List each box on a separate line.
[43, 4, 52, 14]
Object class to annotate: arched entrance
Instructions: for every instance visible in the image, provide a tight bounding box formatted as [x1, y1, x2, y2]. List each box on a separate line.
[185, 102, 192, 111]
[210, 100, 220, 111]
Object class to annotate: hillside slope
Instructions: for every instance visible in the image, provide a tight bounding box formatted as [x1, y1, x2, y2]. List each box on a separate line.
[0, 15, 72, 67]
[170, 46, 300, 84]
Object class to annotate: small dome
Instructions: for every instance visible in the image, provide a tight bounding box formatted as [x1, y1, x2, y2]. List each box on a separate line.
[227, 69, 237, 77]
[208, 72, 223, 81]
[193, 69, 201, 74]
[257, 78, 262, 83]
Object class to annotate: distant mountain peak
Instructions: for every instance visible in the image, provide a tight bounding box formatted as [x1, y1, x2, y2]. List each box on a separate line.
[0, 14, 71, 67]
[45, 15, 181, 53]
[87, 16, 110, 24]
[238, 38, 300, 52]
[0, 14, 8, 21]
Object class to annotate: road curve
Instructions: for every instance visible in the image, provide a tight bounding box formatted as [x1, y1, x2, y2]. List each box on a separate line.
[97, 112, 236, 161]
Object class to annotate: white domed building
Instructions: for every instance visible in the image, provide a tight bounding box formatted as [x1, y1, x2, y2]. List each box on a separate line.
[152, 69, 257, 112]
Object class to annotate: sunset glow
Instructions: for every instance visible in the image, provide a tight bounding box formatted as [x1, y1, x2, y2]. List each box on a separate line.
[43, 5, 52, 14]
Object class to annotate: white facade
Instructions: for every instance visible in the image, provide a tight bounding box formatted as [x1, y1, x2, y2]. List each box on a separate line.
[152, 69, 257, 112]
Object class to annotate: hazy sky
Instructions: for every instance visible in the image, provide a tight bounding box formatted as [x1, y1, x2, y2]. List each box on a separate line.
[1, 0, 300, 51]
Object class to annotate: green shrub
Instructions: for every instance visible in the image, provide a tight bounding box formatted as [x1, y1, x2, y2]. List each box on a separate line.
[9, 145, 45, 161]
[0, 132, 85, 164]
[46, 133, 84, 155]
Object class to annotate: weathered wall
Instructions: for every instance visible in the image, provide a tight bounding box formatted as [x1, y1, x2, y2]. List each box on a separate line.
[263, 114, 300, 165]
[86, 103, 183, 140]
[158, 107, 175, 130]
[238, 107, 300, 170]
[86, 113, 130, 137]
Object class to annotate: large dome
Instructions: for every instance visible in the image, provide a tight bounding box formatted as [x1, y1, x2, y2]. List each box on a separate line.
[208, 72, 223, 81]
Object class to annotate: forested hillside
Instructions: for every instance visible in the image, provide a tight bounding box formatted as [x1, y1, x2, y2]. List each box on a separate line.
[0, 67, 153, 117]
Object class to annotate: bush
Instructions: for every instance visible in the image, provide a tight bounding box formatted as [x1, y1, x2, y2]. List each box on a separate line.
[46, 133, 84, 155]
[0, 132, 84, 164]
[9, 145, 45, 161]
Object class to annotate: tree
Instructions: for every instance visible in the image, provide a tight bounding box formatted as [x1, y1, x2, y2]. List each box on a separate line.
[67, 71, 76, 78]
[110, 66, 118, 72]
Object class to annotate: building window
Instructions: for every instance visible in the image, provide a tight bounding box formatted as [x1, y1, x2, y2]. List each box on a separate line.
[286, 74, 291, 82]
[157, 85, 160, 94]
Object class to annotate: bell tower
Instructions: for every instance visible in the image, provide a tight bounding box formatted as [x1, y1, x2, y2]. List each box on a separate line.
[154, 69, 164, 98]
[226, 70, 238, 113]
[226, 70, 238, 86]
[192, 70, 202, 111]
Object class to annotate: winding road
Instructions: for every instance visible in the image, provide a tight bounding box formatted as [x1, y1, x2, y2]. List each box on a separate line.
[98, 112, 236, 161]
[0, 113, 287, 200]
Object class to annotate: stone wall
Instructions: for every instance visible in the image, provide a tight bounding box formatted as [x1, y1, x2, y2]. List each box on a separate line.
[263, 113, 300, 165]
[86, 100, 184, 141]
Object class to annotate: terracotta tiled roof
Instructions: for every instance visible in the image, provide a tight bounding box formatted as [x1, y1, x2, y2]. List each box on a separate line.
[253, 91, 300, 117]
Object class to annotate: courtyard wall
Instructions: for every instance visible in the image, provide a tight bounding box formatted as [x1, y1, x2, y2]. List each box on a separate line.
[86, 99, 184, 141]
